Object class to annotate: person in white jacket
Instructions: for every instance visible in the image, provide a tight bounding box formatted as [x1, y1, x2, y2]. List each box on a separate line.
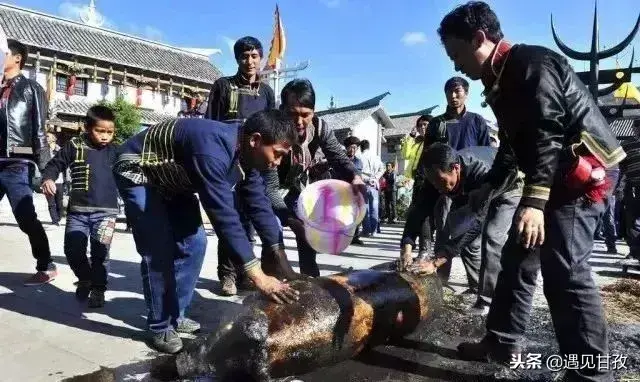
[358, 140, 385, 236]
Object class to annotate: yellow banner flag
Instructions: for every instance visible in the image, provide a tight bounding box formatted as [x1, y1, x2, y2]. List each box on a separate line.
[264, 4, 286, 71]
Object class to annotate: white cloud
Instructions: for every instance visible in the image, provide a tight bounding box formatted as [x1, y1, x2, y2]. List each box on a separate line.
[128, 24, 164, 41]
[58, 1, 116, 29]
[401, 32, 427, 46]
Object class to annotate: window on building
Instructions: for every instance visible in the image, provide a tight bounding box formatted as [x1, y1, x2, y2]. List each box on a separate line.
[56, 75, 88, 96]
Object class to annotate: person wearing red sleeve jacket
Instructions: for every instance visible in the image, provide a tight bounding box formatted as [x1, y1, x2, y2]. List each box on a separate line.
[435, 3, 626, 382]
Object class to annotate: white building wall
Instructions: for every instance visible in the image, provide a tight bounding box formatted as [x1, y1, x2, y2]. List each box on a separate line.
[351, 116, 382, 158]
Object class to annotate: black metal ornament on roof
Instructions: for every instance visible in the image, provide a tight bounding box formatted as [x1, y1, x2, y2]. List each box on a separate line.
[550, 1, 640, 119]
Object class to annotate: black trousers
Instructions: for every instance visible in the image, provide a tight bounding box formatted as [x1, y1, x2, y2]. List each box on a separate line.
[47, 182, 64, 224]
[486, 193, 611, 382]
[384, 190, 396, 221]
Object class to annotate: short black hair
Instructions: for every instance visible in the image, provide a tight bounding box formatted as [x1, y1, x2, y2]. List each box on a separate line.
[422, 143, 459, 173]
[360, 140, 370, 151]
[386, 161, 395, 167]
[86, 105, 115, 130]
[344, 136, 360, 147]
[243, 109, 297, 145]
[281, 79, 316, 109]
[444, 76, 469, 93]
[437, 1, 504, 44]
[416, 115, 433, 125]
[7, 39, 28, 70]
[234, 36, 264, 60]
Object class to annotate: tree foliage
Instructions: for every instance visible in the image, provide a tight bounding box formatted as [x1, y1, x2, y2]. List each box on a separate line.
[97, 95, 142, 144]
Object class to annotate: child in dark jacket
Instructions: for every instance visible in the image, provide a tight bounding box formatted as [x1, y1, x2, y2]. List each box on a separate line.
[41, 106, 119, 308]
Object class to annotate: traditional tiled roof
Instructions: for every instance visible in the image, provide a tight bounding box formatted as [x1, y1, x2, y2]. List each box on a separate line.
[316, 92, 393, 134]
[384, 106, 439, 138]
[53, 99, 173, 126]
[0, 3, 221, 84]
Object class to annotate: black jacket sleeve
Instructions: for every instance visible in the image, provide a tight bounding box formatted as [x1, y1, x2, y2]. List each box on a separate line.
[41, 141, 75, 182]
[400, 184, 439, 247]
[31, 81, 50, 169]
[514, 58, 567, 210]
[265, 85, 276, 110]
[317, 119, 357, 182]
[205, 79, 227, 121]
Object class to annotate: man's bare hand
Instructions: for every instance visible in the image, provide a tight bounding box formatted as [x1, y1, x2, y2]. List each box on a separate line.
[515, 206, 545, 249]
[408, 257, 448, 275]
[397, 244, 414, 271]
[248, 268, 300, 304]
[40, 179, 56, 197]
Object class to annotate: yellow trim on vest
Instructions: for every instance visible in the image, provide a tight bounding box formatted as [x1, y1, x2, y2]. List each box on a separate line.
[228, 84, 239, 117]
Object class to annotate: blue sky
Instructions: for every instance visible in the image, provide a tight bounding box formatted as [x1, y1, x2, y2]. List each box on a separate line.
[6, 0, 640, 121]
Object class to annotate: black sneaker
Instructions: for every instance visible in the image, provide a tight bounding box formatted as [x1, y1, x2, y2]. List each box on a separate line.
[148, 329, 183, 354]
[75, 281, 91, 301]
[176, 317, 201, 334]
[457, 336, 521, 365]
[351, 238, 364, 245]
[88, 290, 105, 308]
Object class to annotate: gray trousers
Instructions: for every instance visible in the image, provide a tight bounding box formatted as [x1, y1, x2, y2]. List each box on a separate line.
[477, 191, 520, 305]
[435, 191, 520, 303]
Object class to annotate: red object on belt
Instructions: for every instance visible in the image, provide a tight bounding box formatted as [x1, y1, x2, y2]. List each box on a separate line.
[565, 154, 611, 203]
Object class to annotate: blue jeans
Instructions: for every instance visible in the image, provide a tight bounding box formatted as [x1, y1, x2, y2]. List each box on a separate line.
[64, 211, 116, 290]
[0, 163, 52, 271]
[362, 185, 379, 235]
[116, 177, 207, 333]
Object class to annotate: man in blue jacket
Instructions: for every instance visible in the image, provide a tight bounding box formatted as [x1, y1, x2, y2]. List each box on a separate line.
[113, 110, 300, 354]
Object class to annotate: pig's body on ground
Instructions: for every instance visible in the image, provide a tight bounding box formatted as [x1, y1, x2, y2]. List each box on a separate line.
[152, 269, 443, 382]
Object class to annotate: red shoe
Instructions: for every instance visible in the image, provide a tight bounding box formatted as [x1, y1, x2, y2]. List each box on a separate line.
[24, 269, 58, 286]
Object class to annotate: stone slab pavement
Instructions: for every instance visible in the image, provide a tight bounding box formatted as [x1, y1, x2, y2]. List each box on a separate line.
[0, 194, 637, 382]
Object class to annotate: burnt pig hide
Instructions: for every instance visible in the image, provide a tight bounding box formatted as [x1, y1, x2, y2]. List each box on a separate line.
[153, 269, 443, 382]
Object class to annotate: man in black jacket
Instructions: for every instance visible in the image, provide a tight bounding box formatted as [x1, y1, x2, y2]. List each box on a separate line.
[0, 39, 54, 285]
[401, 143, 521, 315]
[437, 3, 626, 380]
[263, 79, 366, 276]
[204, 36, 276, 295]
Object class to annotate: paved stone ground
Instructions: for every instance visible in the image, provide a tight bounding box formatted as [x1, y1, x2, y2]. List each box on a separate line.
[0, 195, 639, 382]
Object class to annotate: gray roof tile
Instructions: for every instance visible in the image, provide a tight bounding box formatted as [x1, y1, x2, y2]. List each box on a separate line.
[0, 4, 221, 84]
[384, 106, 439, 137]
[53, 99, 173, 125]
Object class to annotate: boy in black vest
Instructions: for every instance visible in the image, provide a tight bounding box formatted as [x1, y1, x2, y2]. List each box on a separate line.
[41, 106, 119, 308]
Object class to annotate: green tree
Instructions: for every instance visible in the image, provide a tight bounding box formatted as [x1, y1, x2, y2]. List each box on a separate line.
[97, 95, 142, 144]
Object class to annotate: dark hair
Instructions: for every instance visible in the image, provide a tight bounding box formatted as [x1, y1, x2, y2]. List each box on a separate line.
[360, 140, 370, 151]
[416, 115, 433, 125]
[344, 136, 360, 147]
[386, 161, 395, 167]
[7, 39, 28, 69]
[234, 36, 263, 60]
[85, 105, 115, 130]
[422, 143, 459, 172]
[437, 1, 504, 44]
[243, 109, 297, 145]
[281, 79, 316, 109]
[444, 76, 469, 93]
